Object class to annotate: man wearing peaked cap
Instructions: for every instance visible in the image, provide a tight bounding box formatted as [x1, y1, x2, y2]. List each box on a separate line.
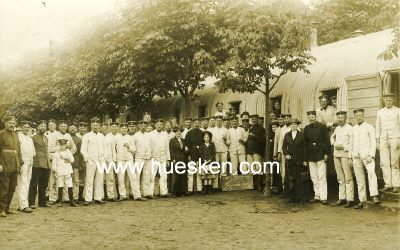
[330, 111, 354, 208]
[227, 113, 246, 176]
[351, 107, 380, 208]
[376, 92, 400, 193]
[185, 117, 204, 194]
[127, 121, 137, 136]
[241, 112, 250, 120]
[81, 117, 106, 205]
[182, 118, 192, 140]
[103, 121, 119, 202]
[16, 120, 35, 213]
[304, 109, 330, 204]
[68, 122, 84, 202]
[212, 113, 230, 190]
[0, 114, 22, 217]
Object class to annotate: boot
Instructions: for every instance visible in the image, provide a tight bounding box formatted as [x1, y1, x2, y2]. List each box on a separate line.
[331, 199, 346, 207]
[372, 196, 380, 204]
[68, 188, 79, 207]
[392, 187, 400, 193]
[354, 202, 366, 209]
[57, 187, 63, 207]
[344, 201, 354, 208]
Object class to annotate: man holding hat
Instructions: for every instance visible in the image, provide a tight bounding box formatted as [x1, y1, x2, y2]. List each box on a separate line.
[304, 110, 330, 204]
[0, 115, 23, 217]
[330, 111, 354, 207]
[81, 118, 106, 205]
[29, 120, 51, 208]
[16, 121, 36, 213]
[376, 92, 400, 193]
[350, 109, 380, 208]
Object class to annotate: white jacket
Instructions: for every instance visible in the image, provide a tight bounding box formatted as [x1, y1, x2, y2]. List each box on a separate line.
[81, 131, 105, 162]
[349, 122, 376, 158]
[376, 106, 400, 139]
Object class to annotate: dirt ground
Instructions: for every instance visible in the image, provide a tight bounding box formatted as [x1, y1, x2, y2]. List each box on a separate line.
[1, 190, 399, 250]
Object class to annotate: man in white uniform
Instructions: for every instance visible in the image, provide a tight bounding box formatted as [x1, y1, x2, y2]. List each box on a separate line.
[81, 118, 106, 205]
[227, 117, 246, 175]
[214, 102, 228, 118]
[103, 122, 118, 201]
[330, 111, 354, 208]
[376, 92, 400, 193]
[350, 109, 380, 209]
[17, 121, 36, 213]
[211, 115, 230, 188]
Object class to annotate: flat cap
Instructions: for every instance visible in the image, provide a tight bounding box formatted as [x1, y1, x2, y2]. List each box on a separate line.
[336, 111, 347, 116]
[383, 92, 395, 97]
[319, 94, 329, 100]
[307, 111, 316, 115]
[120, 123, 128, 128]
[127, 121, 137, 126]
[20, 121, 32, 126]
[353, 109, 364, 114]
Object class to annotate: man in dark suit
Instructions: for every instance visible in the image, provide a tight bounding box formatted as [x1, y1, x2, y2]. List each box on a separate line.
[0, 115, 23, 217]
[304, 111, 330, 205]
[29, 120, 51, 208]
[185, 118, 203, 194]
[169, 127, 188, 196]
[282, 118, 308, 203]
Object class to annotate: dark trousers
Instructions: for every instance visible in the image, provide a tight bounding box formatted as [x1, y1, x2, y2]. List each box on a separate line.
[286, 160, 307, 201]
[29, 167, 50, 206]
[0, 171, 18, 212]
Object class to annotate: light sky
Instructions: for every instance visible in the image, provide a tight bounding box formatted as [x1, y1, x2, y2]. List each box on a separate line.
[0, 0, 313, 70]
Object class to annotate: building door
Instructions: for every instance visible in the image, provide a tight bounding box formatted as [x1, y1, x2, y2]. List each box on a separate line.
[346, 73, 382, 125]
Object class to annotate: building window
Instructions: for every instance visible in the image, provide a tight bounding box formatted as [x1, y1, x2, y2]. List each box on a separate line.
[389, 72, 400, 107]
[198, 105, 207, 118]
[271, 97, 282, 116]
[228, 101, 241, 117]
[320, 89, 338, 108]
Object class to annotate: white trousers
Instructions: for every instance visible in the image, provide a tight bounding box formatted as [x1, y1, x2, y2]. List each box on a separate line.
[214, 152, 228, 188]
[152, 161, 168, 196]
[280, 154, 286, 184]
[353, 157, 379, 202]
[117, 161, 128, 199]
[230, 152, 246, 175]
[72, 169, 80, 200]
[380, 138, 400, 188]
[187, 162, 202, 192]
[104, 164, 116, 199]
[142, 159, 156, 196]
[84, 159, 104, 202]
[17, 163, 32, 209]
[333, 157, 354, 201]
[309, 160, 327, 201]
[127, 160, 143, 199]
[49, 170, 58, 202]
[57, 174, 73, 188]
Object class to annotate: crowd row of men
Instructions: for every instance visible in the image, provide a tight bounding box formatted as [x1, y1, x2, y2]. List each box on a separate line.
[0, 93, 399, 217]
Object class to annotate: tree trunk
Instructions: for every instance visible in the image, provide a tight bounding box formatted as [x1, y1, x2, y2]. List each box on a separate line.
[184, 96, 194, 118]
[264, 77, 272, 196]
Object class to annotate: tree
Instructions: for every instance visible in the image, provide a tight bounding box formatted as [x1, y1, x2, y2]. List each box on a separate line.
[310, 0, 398, 45]
[215, 1, 314, 187]
[378, 10, 400, 60]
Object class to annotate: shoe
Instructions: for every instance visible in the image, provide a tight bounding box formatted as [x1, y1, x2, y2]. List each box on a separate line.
[354, 202, 366, 209]
[39, 203, 51, 208]
[21, 207, 33, 213]
[70, 201, 79, 207]
[321, 200, 328, 205]
[48, 201, 56, 205]
[309, 198, 320, 203]
[331, 200, 346, 207]
[94, 200, 106, 205]
[144, 195, 153, 199]
[29, 205, 37, 209]
[185, 192, 192, 196]
[135, 197, 147, 201]
[119, 197, 127, 201]
[83, 201, 91, 206]
[6, 210, 17, 215]
[344, 201, 354, 208]
[379, 187, 393, 192]
[0, 211, 6, 218]
[372, 196, 380, 204]
[107, 198, 117, 202]
[56, 202, 62, 207]
[392, 187, 400, 193]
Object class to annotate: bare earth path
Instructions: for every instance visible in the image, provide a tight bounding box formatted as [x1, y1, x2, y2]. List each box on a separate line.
[1, 190, 399, 250]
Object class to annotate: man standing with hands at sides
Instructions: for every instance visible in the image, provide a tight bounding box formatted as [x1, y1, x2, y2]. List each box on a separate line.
[376, 93, 400, 193]
[212, 115, 230, 191]
[0, 115, 23, 217]
[17, 121, 36, 213]
[304, 111, 330, 205]
[103, 122, 118, 202]
[68, 123, 84, 203]
[185, 118, 204, 194]
[76, 121, 87, 200]
[81, 118, 106, 205]
[350, 109, 380, 209]
[29, 121, 51, 209]
[127, 121, 137, 136]
[133, 121, 151, 199]
[149, 119, 171, 197]
[330, 111, 354, 208]
[227, 116, 247, 175]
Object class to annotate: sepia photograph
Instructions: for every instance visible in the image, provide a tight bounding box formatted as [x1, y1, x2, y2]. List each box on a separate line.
[0, 0, 399, 249]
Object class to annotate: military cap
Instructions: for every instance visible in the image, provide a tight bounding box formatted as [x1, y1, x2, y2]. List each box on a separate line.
[282, 114, 292, 118]
[58, 120, 68, 126]
[240, 111, 250, 118]
[383, 92, 395, 97]
[288, 118, 301, 125]
[336, 111, 347, 116]
[201, 117, 209, 121]
[353, 109, 364, 114]
[48, 119, 57, 124]
[57, 139, 69, 145]
[20, 121, 32, 127]
[230, 116, 239, 121]
[193, 118, 201, 121]
[3, 115, 17, 122]
[110, 122, 119, 126]
[215, 115, 223, 120]
[138, 120, 146, 125]
[120, 123, 128, 128]
[90, 118, 101, 124]
[172, 126, 183, 132]
[78, 122, 87, 127]
[306, 111, 316, 116]
[271, 120, 279, 126]
[250, 114, 259, 118]
[36, 120, 47, 126]
[185, 117, 193, 121]
[319, 94, 329, 101]
[223, 117, 230, 121]
[127, 121, 137, 126]
[155, 119, 163, 124]
[241, 118, 249, 123]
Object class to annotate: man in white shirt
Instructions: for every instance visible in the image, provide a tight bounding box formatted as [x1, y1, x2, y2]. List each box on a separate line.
[133, 121, 152, 199]
[17, 121, 36, 213]
[209, 116, 216, 129]
[214, 102, 228, 118]
[316, 94, 336, 129]
[211, 115, 230, 188]
[350, 109, 380, 209]
[181, 117, 192, 140]
[376, 92, 400, 193]
[81, 118, 106, 205]
[227, 117, 246, 175]
[330, 111, 354, 208]
[149, 119, 171, 197]
[103, 122, 118, 201]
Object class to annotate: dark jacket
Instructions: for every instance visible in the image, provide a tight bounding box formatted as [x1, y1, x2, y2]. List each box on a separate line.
[303, 122, 330, 162]
[32, 134, 51, 169]
[0, 129, 23, 173]
[282, 130, 305, 164]
[185, 128, 203, 161]
[71, 135, 83, 169]
[199, 142, 216, 163]
[246, 124, 266, 155]
[169, 137, 187, 163]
